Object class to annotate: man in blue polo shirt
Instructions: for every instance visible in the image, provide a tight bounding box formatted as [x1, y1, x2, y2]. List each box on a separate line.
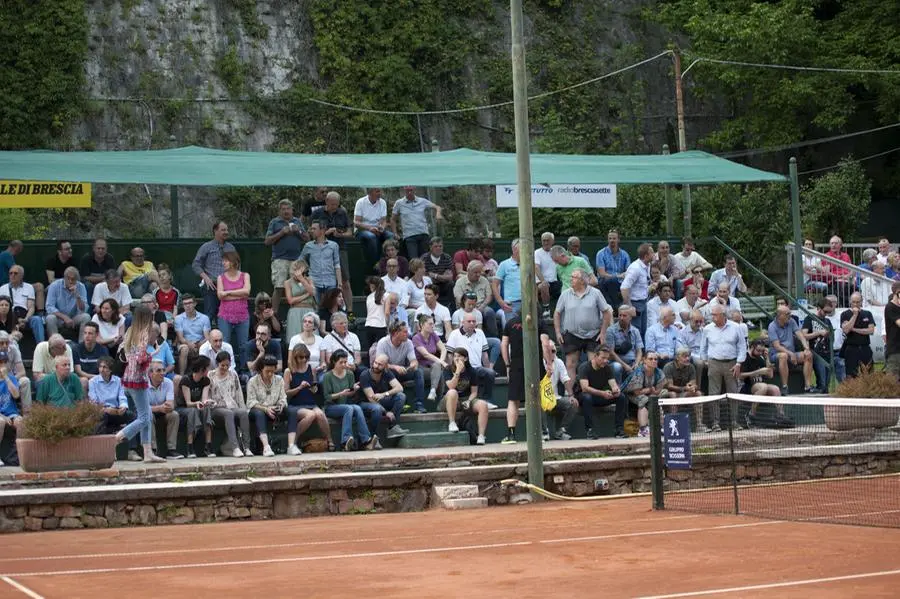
[768, 304, 815, 395]
[595, 229, 630, 312]
[264, 199, 307, 309]
[300, 221, 341, 301]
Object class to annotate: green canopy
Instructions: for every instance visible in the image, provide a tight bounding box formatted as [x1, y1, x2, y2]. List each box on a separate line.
[0, 146, 787, 187]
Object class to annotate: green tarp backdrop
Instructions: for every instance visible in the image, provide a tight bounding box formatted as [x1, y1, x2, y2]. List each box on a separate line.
[0, 146, 787, 187]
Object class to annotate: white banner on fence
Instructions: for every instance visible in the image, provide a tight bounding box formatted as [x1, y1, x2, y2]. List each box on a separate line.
[495, 184, 617, 208]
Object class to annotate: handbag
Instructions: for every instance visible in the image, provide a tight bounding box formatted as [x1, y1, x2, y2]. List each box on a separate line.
[539, 374, 557, 412]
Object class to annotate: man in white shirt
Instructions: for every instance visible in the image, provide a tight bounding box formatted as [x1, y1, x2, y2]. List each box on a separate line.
[534, 232, 559, 316]
[0, 265, 44, 342]
[675, 284, 708, 324]
[540, 341, 578, 441]
[646, 282, 683, 330]
[672, 237, 713, 275]
[199, 329, 236, 373]
[321, 313, 362, 375]
[381, 258, 410, 308]
[451, 292, 501, 365]
[91, 269, 133, 317]
[446, 312, 496, 404]
[354, 188, 394, 269]
[414, 284, 452, 339]
[700, 303, 746, 431]
[702, 282, 742, 321]
[621, 243, 654, 337]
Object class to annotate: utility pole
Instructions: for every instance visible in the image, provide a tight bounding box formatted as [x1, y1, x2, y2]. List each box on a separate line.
[673, 50, 692, 238]
[510, 0, 543, 492]
[428, 138, 441, 237]
[789, 158, 804, 299]
[663, 144, 673, 236]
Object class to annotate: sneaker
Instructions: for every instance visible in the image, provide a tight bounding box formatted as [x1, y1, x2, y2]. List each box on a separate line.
[343, 437, 357, 452]
[386, 424, 409, 438]
[803, 385, 817, 394]
[127, 450, 143, 462]
[586, 428, 597, 440]
[186, 451, 198, 459]
[476, 434, 486, 445]
[144, 454, 166, 464]
[780, 386, 789, 396]
[696, 424, 712, 434]
[370, 436, 383, 450]
[500, 435, 516, 444]
[414, 405, 427, 414]
[0, 458, 5, 467]
[710, 422, 722, 433]
[243, 448, 254, 457]
[614, 429, 627, 439]
[287, 445, 302, 456]
[167, 450, 184, 460]
[427, 388, 437, 401]
[204, 445, 217, 458]
[232, 447, 244, 458]
[542, 431, 550, 442]
[553, 428, 572, 441]
[262, 446, 275, 457]
[448, 421, 459, 433]
[638, 426, 650, 438]
[486, 402, 499, 410]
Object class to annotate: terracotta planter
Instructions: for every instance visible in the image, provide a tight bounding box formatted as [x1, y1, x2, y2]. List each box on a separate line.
[824, 406, 900, 431]
[16, 435, 117, 473]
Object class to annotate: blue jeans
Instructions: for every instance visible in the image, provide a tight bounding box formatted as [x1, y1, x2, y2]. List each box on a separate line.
[579, 391, 626, 433]
[481, 307, 499, 338]
[599, 278, 623, 312]
[834, 356, 846, 383]
[403, 234, 430, 261]
[128, 274, 152, 299]
[395, 368, 425, 410]
[121, 388, 153, 445]
[359, 401, 386, 432]
[609, 360, 635, 385]
[325, 403, 371, 445]
[28, 315, 45, 343]
[355, 230, 395, 267]
[315, 286, 337, 304]
[487, 338, 501, 366]
[631, 298, 648, 339]
[474, 366, 496, 402]
[203, 286, 220, 326]
[811, 353, 832, 392]
[250, 407, 281, 435]
[219, 319, 250, 355]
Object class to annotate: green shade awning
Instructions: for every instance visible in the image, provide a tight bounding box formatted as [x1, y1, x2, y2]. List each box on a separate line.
[0, 146, 787, 187]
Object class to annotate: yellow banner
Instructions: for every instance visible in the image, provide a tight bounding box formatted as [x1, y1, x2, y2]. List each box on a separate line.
[0, 181, 91, 208]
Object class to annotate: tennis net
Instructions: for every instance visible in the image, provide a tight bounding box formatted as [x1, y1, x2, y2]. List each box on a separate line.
[650, 393, 900, 528]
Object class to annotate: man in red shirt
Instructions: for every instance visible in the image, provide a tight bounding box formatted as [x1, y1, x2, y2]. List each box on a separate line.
[453, 239, 484, 279]
[823, 235, 854, 305]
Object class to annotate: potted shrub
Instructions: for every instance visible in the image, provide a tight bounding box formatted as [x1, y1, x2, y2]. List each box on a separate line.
[825, 367, 900, 431]
[16, 400, 117, 472]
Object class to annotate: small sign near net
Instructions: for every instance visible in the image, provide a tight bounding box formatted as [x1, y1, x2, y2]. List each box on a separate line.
[663, 413, 692, 470]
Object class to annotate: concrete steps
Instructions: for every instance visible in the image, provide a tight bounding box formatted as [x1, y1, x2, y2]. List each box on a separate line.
[431, 484, 487, 510]
[397, 431, 471, 449]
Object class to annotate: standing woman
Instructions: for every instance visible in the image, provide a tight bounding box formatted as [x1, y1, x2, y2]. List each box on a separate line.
[283, 344, 332, 454]
[364, 276, 389, 350]
[217, 251, 251, 352]
[115, 305, 165, 463]
[284, 259, 316, 341]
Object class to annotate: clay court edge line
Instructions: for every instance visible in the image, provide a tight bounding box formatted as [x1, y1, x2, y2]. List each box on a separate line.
[1, 577, 45, 599]
[0, 514, 703, 563]
[0, 520, 785, 578]
[634, 567, 900, 598]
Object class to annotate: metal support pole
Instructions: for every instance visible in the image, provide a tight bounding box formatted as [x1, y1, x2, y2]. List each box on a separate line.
[662, 144, 673, 236]
[170, 185, 179, 238]
[648, 397, 664, 510]
[789, 158, 804, 301]
[428, 138, 440, 237]
[673, 50, 692, 238]
[510, 0, 543, 492]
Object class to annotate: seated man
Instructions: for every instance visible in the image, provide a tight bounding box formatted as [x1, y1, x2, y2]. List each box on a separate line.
[44, 240, 76, 285]
[577, 345, 625, 439]
[440, 347, 489, 445]
[646, 282, 682, 330]
[73, 322, 109, 393]
[148, 322, 176, 382]
[118, 246, 159, 298]
[675, 283, 707, 324]
[453, 239, 483, 278]
[353, 188, 394, 269]
[0, 332, 30, 414]
[566, 236, 591, 266]
[381, 257, 410, 308]
[678, 310, 707, 391]
[88, 356, 139, 461]
[451, 292, 501, 366]
[200, 329, 237, 373]
[768, 305, 815, 394]
[32, 334, 74, 384]
[421, 237, 456, 308]
[35, 355, 83, 407]
[708, 254, 748, 297]
[359, 354, 410, 441]
[644, 307, 682, 368]
[174, 294, 211, 374]
[0, 350, 22, 464]
[702, 282, 742, 321]
[321, 313, 363, 376]
[452, 260, 499, 338]
[45, 266, 91, 339]
[662, 347, 707, 432]
[605, 305, 643, 385]
[623, 351, 669, 438]
[375, 321, 426, 413]
[554, 268, 613, 386]
[147, 360, 183, 459]
[0, 265, 45, 342]
[446, 312, 496, 407]
[91, 269, 133, 321]
[414, 284, 452, 340]
[79, 238, 116, 301]
[141, 293, 170, 342]
[243, 322, 282, 378]
[540, 341, 578, 441]
[740, 339, 794, 427]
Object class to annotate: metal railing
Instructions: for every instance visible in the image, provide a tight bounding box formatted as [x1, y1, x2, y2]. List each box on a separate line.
[785, 243, 896, 307]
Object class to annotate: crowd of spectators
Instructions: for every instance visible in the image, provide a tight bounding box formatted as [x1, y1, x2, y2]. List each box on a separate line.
[1, 191, 898, 465]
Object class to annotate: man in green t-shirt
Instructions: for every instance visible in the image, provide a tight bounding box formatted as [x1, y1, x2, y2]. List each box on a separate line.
[552, 246, 597, 292]
[36, 355, 84, 408]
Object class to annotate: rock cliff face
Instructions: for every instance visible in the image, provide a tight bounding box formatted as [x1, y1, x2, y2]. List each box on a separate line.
[69, 0, 697, 238]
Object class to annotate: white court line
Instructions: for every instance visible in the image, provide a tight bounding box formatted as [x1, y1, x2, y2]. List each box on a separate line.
[0, 514, 702, 563]
[1, 577, 44, 599]
[635, 568, 900, 598]
[0, 520, 783, 579]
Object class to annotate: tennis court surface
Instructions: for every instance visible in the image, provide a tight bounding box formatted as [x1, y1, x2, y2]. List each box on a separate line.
[2, 497, 899, 598]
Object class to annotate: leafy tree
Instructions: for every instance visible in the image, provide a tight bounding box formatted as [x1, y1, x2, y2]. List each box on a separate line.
[801, 159, 872, 242]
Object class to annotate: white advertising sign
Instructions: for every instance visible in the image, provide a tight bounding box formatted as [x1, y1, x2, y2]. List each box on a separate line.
[495, 184, 617, 208]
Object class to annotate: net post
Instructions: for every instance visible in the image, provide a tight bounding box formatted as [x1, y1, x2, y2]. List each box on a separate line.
[726, 394, 740, 515]
[649, 396, 665, 510]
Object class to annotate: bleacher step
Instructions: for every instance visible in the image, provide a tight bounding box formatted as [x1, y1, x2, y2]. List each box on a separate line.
[396, 431, 471, 449]
[441, 497, 489, 510]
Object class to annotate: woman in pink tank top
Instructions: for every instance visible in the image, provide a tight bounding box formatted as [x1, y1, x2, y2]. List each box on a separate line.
[217, 251, 252, 352]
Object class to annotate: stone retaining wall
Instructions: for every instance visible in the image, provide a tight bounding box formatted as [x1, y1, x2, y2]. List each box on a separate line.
[1, 446, 897, 533]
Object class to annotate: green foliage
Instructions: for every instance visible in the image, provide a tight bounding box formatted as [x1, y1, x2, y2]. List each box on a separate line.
[0, 0, 88, 149]
[215, 45, 252, 98]
[21, 401, 103, 443]
[801, 160, 872, 242]
[0, 209, 28, 240]
[227, 0, 269, 40]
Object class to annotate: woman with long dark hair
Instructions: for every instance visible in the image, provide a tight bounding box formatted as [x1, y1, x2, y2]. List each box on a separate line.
[115, 305, 165, 462]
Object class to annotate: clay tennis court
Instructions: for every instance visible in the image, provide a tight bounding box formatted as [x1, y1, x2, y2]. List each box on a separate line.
[1, 496, 899, 598]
